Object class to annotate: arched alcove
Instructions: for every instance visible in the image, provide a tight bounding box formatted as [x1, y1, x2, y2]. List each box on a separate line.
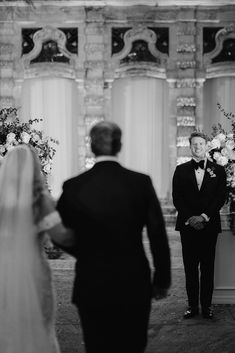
[109, 25, 170, 198]
[15, 26, 81, 198]
[20, 76, 80, 198]
[111, 74, 170, 198]
[203, 76, 235, 136]
[203, 26, 235, 136]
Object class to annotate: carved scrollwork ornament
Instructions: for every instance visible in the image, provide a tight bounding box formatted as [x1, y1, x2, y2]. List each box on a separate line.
[84, 115, 104, 125]
[112, 25, 168, 68]
[176, 136, 190, 147]
[204, 24, 235, 66]
[177, 97, 196, 107]
[176, 60, 196, 69]
[168, 79, 204, 89]
[125, 25, 156, 44]
[177, 116, 195, 126]
[219, 24, 235, 37]
[177, 44, 196, 53]
[20, 26, 78, 69]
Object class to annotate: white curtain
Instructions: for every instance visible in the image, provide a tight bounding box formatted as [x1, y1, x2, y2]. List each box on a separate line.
[111, 77, 169, 199]
[20, 77, 80, 199]
[203, 77, 235, 135]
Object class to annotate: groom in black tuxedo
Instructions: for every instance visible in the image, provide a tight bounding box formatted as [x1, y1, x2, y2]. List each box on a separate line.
[172, 131, 226, 319]
[57, 121, 171, 353]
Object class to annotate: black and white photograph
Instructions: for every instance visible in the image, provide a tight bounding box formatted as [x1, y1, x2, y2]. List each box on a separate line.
[1, 1, 235, 352]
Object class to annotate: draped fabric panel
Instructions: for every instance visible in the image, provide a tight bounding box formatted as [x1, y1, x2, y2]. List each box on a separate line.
[203, 77, 235, 135]
[20, 77, 79, 198]
[111, 77, 169, 199]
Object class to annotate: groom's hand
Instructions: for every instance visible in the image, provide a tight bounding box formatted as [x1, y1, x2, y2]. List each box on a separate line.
[188, 216, 205, 230]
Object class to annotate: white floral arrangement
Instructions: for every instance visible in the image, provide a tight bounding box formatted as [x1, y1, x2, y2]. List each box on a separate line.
[207, 103, 235, 201]
[0, 107, 58, 177]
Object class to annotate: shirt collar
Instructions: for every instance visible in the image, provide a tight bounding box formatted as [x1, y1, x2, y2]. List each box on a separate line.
[95, 155, 119, 164]
[192, 157, 207, 169]
[192, 157, 207, 163]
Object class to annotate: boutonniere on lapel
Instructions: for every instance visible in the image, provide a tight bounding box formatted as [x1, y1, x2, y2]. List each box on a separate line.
[206, 167, 216, 178]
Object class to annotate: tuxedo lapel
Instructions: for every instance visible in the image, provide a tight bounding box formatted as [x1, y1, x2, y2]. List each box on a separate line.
[189, 160, 200, 192]
[199, 160, 211, 193]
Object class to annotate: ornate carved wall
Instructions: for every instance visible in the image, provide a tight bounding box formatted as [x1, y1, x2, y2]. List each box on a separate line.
[1, 1, 235, 197]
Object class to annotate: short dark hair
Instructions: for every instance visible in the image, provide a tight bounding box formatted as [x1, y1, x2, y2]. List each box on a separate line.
[189, 131, 208, 145]
[90, 121, 122, 156]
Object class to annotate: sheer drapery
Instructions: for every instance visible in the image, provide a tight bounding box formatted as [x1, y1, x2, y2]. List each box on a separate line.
[20, 77, 80, 198]
[111, 77, 169, 198]
[203, 77, 235, 135]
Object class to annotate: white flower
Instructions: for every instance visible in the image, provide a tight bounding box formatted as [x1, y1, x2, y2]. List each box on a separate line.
[43, 163, 51, 173]
[227, 150, 235, 160]
[225, 139, 235, 150]
[0, 145, 6, 154]
[31, 132, 40, 142]
[221, 148, 229, 157]
[21, 131, 31, 144]
[6, 144, 14, 152]
[227, 133, 234, 139]
[6, 132, 16, 143]
[217, 155, 228, 166]
[213, 151, 221, 160]
[216, 133, 226, 142]
[209, 138, 221, 150]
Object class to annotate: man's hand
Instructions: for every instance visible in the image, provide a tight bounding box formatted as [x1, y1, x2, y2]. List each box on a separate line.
[152, 286, 169, 301]
[188, 215, 205, 230]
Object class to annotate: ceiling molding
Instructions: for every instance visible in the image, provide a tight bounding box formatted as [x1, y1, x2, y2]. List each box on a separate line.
[1, 0, 235, 7]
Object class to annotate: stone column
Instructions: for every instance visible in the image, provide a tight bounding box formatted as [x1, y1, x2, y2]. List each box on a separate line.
[174, 17, 198, 165]
[83, 9, 106, 169]
[166, 79, 179, 197]
[0, 23, 15, 108]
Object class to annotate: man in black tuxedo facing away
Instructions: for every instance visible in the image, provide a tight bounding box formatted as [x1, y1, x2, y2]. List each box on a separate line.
[172, 131, 226, 320]
[57, 121, 171, 353]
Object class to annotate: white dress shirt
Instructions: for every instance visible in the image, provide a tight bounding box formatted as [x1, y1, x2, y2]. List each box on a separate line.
[95, 155, 120, 163]
[193, 158, 205, 191]
[185, 158, 210, 225]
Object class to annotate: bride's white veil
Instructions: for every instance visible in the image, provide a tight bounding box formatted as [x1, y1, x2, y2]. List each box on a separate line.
[0, 145, 51, 353]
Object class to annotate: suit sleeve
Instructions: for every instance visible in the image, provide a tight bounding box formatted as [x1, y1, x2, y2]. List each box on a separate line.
[56, 182, 78, 256]
[145, 176, 171, 289]
[172, 166, 193, 221]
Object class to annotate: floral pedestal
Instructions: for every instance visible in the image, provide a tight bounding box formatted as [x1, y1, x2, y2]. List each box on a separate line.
[213, 203, 235, 304]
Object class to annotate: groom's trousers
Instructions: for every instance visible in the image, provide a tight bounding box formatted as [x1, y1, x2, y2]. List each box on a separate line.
[180, 228, 218, 309]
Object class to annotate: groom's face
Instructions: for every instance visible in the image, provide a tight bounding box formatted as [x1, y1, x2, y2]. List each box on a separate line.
[190, 136, 207, 160]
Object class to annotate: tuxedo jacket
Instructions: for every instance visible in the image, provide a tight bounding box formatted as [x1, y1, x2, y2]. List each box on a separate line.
[172, 159, 227, 233]
[57, 161, 171, 305]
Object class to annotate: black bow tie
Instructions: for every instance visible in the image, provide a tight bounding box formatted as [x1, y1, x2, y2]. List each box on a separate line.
[192, 160, 205, 170]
